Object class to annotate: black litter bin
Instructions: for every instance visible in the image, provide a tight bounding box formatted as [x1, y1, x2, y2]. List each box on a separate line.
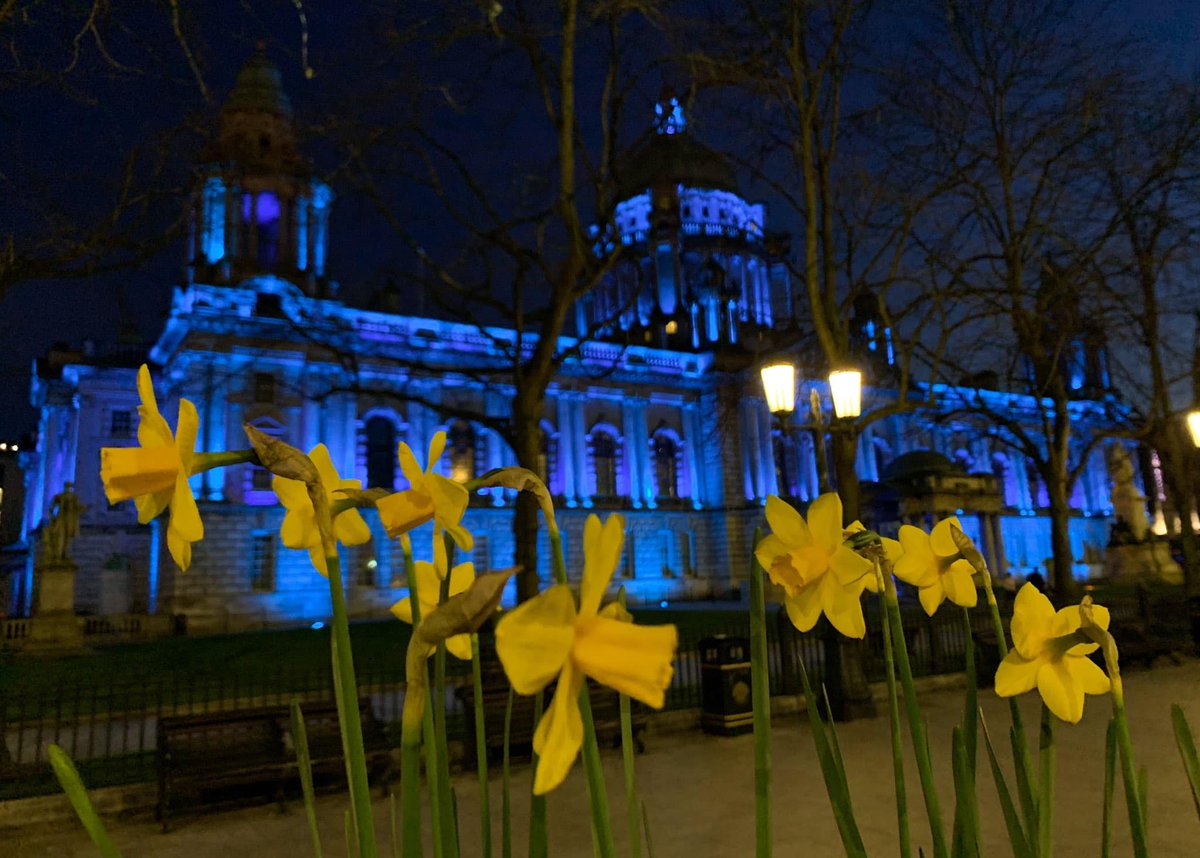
[699, 635, 753, 736]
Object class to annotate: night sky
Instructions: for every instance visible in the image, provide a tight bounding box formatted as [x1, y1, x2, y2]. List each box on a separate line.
[1, 0, 1198, 441]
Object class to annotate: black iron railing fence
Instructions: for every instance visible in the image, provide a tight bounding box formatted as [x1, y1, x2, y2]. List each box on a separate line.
[0, 593, 1190, 802]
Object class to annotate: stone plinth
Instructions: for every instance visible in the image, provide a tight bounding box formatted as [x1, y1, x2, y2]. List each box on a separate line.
[35, 560, 78, 614]
[1103, 541, 1184, 585]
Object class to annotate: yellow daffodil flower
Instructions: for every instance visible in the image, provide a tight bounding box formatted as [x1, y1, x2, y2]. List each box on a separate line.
[994, 583, 1111, 723]
[376, 431, 473, 550]
[893, 517, 980, 616]
[391, 556, 476, 660]
[754, 493, 874, 638]
[99, 365, 202, 571]
[495, 514, 678, 795]
[272, 443, 371, 575]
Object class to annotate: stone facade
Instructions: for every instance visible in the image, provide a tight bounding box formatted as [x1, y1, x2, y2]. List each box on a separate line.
[12, 54, 1132, 627]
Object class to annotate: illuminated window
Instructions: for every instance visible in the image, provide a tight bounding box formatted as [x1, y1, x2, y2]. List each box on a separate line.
[243, 192, 281, 268]
[592, 431, 618, 497]
[365, 417, 397, 489]
[110, 410, 132, 438]
[249, 531, 276, 592]
[448, 420, 476, 482]
[653, 432, 680, 499]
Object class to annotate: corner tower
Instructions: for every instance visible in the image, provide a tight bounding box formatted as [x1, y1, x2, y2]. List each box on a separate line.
[187, 46, 333, 296]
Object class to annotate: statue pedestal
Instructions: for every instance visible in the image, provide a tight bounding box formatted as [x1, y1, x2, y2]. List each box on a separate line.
[1103, 542, 1184, 585]
[28, 560, 85, 653]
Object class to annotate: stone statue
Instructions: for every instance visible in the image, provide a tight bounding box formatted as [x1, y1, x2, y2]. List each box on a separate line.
[41, 482, 86, 565]
[1107, 446, 1148, 544]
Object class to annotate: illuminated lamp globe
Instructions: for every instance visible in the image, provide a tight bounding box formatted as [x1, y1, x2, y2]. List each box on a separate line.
[760, 359, 796, 415]
[829, 368, 863, 420]
[1188, 407, 1200, 448]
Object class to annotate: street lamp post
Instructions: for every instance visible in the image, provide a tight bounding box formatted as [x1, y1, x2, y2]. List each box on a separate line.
[758, 357, 875, 721]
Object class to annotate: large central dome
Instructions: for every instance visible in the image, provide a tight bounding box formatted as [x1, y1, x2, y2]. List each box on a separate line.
[617, 95, 737, 198]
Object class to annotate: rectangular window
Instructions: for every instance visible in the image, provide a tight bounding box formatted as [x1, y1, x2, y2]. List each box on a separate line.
[254, 372, 276, 404]
[110, 410, 132, 438]
[250, 531, 276, 592]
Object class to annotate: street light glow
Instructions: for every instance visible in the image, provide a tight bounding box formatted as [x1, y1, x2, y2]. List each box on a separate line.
[1188, 408, 1200, 448]
[829, 369, 863, 419]
[760, 359, 796, 415]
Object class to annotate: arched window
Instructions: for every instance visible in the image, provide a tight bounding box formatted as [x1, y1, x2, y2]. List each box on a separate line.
[448, 420, 476, 482]
[653, 432, 680, 499]
[365, 416, 397, 489]
[592, 431, 618, 498]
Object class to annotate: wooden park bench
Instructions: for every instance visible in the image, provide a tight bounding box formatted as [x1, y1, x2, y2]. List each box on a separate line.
[455, 680, 648, 770]
[156, 699, 391, 830]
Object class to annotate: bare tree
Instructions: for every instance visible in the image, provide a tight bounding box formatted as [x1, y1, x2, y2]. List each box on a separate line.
[1088, 75, 1200, 593]
[325, 0, 663, 599]
[684, 0, 949, 522]
[898, 0, 1139, 594]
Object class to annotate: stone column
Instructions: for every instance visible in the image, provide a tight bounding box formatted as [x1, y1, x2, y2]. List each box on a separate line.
[683, 401, 704, 507]
[622, 398, 645, 507]
[738, 399, 759, 501]
[756, 401, 778, 498]
[556, 394, 578, 506]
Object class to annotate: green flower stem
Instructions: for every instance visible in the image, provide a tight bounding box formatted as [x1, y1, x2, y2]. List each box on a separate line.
[190, 448, 259, 474]
[528, 690, 548, 858]
[882, 573, 948, 858]
[290, 700, 325, 858]
[502, 688, 515, 858]
[548, 530, 568, 585]
[579, 688, 618, 858]
[1036, 707, 1055, 858]
[399, 539, 429, 858]
[749, 534, 772, 858]
[471, 634, 493, 858]
[433, 538, 458, 858]
[979, 571, 1038, 833]
[324, 547, 378, 858]
[873, 562, 911, 858]
[1109, 673, 1150, 857]
[620, 693, 641, 858]
[48, 745, 124, 858]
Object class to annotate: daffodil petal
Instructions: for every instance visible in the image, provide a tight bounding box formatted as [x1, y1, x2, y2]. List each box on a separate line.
[446, 633, 473, 661]
[281, 508, 316, 549]
[830, 544, 872, 587]
[929, 516, 964, 557]
[765, 496, 811, 547]
[391, 596, 415, 625]
[943, 559, 978, 608]
[307, 544, 330, 576]
[170, 476, 203, 542]
[994, 652, 1040, 697]
[444, 521, 475, 553]
[334, 508, 372, 547]
[1037, 659, 1085, 723]
[783, 584, 823, 632]
[894, 545, 938, 588]
[806, 493, 844, 552]
[413, 561, 444, 608]
[532, 662, 583, 795]
[496, 585, 577, 694]
[1011, 583, 1055, 660]
[880, 537, 904, 565]
[1067, 656, 1110, 696]
[581, 514, 624, 617]
[135, 365, 175, 448]
[599, 600, 633, 623]
[135, 488, 173, 525]
[447, 562, 476, 597]
[397, 441, 424, 488]
[428, 431, 447, 472]
[572, 615, 677, 707]
[166, 526, 193, 572]
[821, 575, 866, 638]
[918, 579, 945, 616]
[175, 398, 199, 472]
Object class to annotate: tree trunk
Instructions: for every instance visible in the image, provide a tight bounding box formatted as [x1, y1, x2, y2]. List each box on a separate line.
[1045, 476, 1076, 602]
[511, 392, 545, 602]
[1156, 424, 1200, 595]
[830, 428, 862, 524]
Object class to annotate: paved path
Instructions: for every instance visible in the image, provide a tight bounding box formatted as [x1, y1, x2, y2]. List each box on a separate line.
[11, 661, 1200, 857]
